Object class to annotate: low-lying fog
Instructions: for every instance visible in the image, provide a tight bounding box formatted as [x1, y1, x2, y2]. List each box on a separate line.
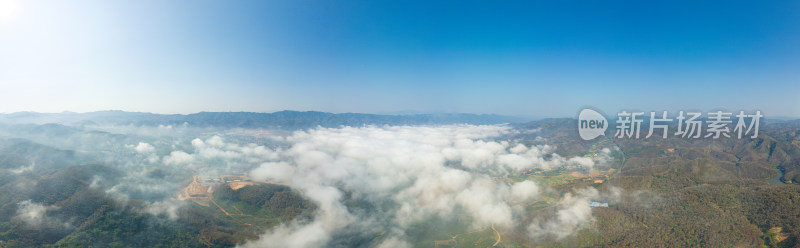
[0, 122, 622, 247]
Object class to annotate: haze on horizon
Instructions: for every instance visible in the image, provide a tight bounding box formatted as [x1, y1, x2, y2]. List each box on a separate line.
[1, 0, 798, 118]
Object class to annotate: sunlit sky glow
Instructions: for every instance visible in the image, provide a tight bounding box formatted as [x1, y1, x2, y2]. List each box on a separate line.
[0, 0, 798, 117]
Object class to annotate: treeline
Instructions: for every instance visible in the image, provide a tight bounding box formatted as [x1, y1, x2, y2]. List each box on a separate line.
[215, 183, 315, 220]
[49, 205, 202, 248]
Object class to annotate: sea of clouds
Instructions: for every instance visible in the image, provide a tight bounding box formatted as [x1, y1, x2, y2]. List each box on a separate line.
[6, 123, 618, 247]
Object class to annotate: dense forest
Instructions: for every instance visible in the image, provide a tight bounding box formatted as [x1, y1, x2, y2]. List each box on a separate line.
[507, 119, 800, 247]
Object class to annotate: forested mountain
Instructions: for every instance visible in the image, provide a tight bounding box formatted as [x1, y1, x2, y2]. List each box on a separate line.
[509, 118, 800, 247]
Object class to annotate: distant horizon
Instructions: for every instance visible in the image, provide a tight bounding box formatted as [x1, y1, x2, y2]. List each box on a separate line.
[0, 109, 543, 122]
[0, 109, 521, 116]
[1, 109, 799, 122]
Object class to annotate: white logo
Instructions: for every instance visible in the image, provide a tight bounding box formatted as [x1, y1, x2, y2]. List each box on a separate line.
[578, 109, 607, 140]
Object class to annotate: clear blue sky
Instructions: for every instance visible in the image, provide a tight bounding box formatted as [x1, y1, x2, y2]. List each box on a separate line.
[0, 0, 798, 117]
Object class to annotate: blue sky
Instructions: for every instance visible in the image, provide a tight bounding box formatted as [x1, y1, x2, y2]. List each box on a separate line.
[0, 0, 798, 118]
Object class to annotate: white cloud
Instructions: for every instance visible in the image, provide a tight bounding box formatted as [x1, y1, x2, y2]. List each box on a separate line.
[144, 198, 184, 220]
[377, 236, 412, 248]
[10, 161, 35, 174]
[250, 162, 295, 183]
[567, 156, 595, 169]
[527, 186, 622, 240]
[511, 180, 540, 202]
[206, 135, 225, 147]
[14, 200, 68, 229]
[163, 151, 193, 165]
[239, 125, 584, 247]
[16, 200, 48, 227]
[191, 138, 205, 147]
[134, 142, 155, 153]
